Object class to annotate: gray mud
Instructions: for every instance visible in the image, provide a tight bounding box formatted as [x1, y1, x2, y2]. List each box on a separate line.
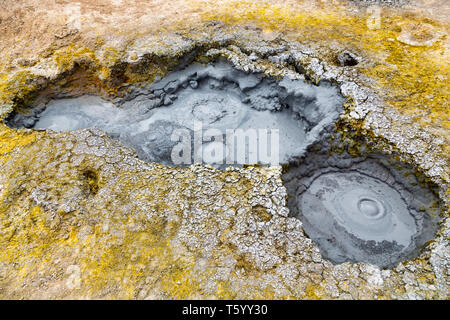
[6, 59, 343, 167]
[282, 137, 441, 268]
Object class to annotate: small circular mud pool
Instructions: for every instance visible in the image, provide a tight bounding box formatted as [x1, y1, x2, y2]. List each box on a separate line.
[5, 59, 442, 269]
[283, 140, 442, 268]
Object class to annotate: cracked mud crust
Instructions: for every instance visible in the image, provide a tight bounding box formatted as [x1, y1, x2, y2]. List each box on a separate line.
[0, 0, 448, 299]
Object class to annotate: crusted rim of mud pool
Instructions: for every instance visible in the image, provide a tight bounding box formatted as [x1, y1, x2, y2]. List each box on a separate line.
[0, 28, 448, 299]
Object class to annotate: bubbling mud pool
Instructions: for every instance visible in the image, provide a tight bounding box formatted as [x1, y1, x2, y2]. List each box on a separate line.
[5, 60, 441, 268]
[282, 142, 441, 268]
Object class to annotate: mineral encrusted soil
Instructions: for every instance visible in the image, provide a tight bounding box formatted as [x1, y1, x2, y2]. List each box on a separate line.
[8, 59, 442, 270]
[0, 0, 448, 299]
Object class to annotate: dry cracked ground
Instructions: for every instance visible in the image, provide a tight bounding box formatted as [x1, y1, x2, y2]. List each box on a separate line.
[0, 0, 448, 299]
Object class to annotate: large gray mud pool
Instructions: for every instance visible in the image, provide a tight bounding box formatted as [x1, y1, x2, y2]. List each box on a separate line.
[6, 59, 441, 268]
[7, 60, 343, 167]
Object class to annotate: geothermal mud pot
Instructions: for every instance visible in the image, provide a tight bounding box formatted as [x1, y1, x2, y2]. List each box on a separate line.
[283, 142, 441, 268]
[7, 60, 343, 167]
[6, 59, 442, 271]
